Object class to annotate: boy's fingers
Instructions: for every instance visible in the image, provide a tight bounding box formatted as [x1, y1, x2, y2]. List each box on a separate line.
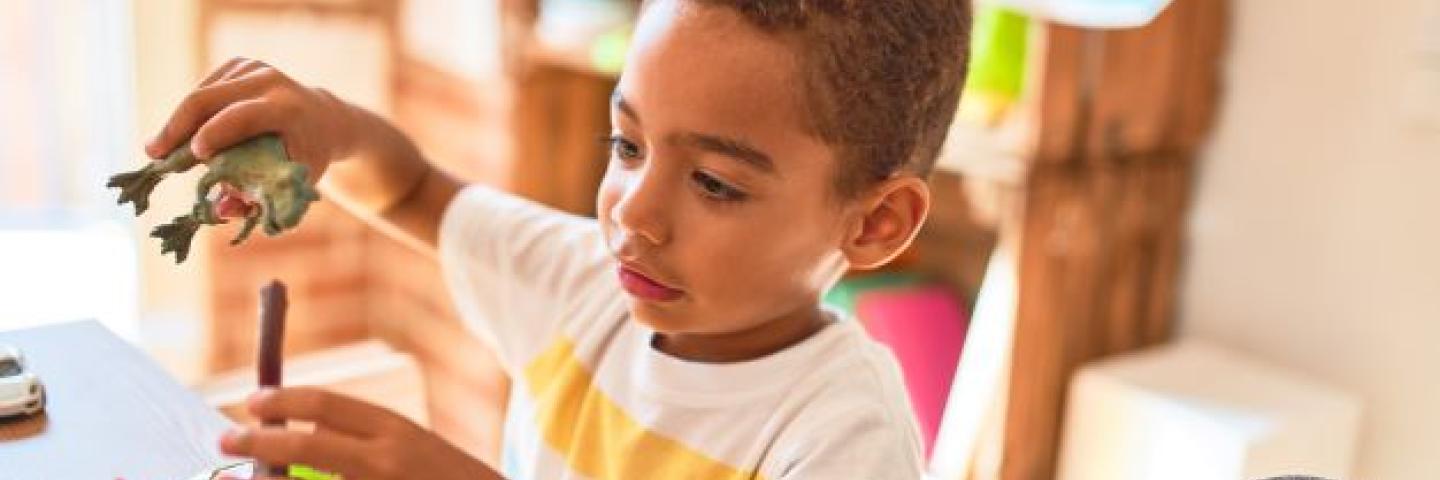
[221, 427, 371, 479]
[146, 73, 276, 159]
[205, 58, 270, 88]
[249, 387, 400, 438]
[224, 60, 271, 82]
[188, 98, 284, 159]
[196, 57, 246, 88]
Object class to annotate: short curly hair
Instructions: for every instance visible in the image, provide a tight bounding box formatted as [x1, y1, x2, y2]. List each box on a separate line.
[684, 0, 972, 195]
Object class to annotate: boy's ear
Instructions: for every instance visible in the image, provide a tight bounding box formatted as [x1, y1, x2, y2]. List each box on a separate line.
[841, 176, 931, 270]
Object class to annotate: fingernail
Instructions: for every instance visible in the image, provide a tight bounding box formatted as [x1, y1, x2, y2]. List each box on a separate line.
[250, 387, 277, 402]
[220, 428, 250, 453]
[247, 388, 277, 411]
[191, 141, 210, 159]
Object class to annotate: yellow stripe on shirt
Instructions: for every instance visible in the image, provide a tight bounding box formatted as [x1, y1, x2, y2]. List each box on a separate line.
[524, 338, 766, 480]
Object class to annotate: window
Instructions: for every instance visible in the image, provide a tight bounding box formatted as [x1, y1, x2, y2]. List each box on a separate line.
[0, 0, 141, 338]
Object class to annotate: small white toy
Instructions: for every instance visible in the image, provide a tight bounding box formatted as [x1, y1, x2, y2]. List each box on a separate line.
[0, 344, 45, 418]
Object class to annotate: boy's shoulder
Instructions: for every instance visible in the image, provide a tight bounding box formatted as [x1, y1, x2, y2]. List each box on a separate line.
[763, 321, 927, 477]
[799, 319, 916, 410]
[737, 318, 918, 430]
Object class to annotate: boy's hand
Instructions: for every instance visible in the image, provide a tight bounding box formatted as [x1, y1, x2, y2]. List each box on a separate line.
[146, 57, 359, 183]
[219, 387, 503, 480]
[147, 57, 460, 251]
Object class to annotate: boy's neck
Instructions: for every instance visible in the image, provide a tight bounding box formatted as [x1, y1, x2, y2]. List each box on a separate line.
[652, 304, 832, 363]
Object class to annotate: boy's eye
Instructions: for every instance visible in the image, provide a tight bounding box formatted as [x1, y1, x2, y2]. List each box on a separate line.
[605, 135, 643, 164]
[692, 171, 747, 202]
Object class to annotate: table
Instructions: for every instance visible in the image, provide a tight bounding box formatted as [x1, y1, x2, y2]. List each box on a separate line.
[0, 320, 236, 479]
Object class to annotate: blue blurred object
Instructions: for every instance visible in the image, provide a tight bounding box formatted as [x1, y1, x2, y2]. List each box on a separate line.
[984, 0, 1174, 29]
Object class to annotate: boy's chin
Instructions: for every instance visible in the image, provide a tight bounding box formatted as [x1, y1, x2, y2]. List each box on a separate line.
[626, 299, 687, 333]
[626, 299, 754, 341]
[625, 298, 726, 336]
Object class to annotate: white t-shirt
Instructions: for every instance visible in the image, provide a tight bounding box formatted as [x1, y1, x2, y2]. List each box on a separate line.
[439, 185, 925, 479]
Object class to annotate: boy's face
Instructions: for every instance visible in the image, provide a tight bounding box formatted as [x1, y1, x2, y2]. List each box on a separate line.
[598, 0, 853, 341]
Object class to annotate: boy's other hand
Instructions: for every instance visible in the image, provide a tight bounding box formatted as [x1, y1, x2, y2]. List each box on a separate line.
[219, 387, 503, 480]
[145, 57, 361, 185]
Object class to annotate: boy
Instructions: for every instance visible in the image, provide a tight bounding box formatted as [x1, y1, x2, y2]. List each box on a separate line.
[159, 0, 971, 478]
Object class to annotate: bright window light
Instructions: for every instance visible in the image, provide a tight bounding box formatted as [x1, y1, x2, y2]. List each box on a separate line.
[0, 222, 140, 340]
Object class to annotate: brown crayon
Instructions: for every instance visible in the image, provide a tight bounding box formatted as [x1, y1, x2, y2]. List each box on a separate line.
[256, 280, 288, 478]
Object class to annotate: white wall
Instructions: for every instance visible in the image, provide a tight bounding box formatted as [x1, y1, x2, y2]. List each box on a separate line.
[1179, 0, 1440, 478]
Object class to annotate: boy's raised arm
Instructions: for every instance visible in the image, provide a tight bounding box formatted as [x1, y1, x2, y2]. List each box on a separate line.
[318, 104, 463, 254]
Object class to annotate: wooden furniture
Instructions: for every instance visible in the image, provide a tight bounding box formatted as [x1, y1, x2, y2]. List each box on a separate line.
[0, 321, 233, 479]
[501, 0, 631, 216]
[932, 1, 1229, 478]
[508, 63, 617, 216]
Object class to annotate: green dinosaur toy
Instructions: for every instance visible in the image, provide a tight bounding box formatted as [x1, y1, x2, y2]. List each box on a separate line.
[107, 134, 320, 263]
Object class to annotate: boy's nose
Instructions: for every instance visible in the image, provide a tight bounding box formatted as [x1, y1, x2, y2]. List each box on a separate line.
[611, 172, 671, 247]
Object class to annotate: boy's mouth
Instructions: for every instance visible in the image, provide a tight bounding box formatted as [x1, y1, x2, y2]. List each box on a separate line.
[618, 263, 684, 302]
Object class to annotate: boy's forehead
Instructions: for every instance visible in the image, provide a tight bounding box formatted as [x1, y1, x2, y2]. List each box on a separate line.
[620, 0, 820, 153]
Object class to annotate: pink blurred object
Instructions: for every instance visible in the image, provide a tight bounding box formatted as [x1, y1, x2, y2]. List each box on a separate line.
[855, 285, 969, 459]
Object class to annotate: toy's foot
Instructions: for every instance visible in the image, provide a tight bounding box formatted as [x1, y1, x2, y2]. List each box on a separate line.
[106, 165, 164, 215]
[151, 215, 204, 263]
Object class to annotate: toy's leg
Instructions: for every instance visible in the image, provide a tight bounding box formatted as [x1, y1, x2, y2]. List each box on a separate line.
[151, 215, 203, 263]
[231, 207, 262, 245]
[105, 141, 205, 215]
[149, 168, 233, 264]
[106, 164, 165, 215]
[263, 196, 282, 236]
[193, 169, 225, 225]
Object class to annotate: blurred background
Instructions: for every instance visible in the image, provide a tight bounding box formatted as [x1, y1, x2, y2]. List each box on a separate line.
[0, 0, 1436, 479]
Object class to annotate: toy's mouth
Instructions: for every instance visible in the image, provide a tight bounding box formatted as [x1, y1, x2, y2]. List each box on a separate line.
[214, 183, 259, 219]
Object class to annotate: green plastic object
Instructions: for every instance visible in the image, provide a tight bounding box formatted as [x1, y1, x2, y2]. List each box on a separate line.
[822, 272, 924, 318]
[288, 464, 339, 480]
[106, 134, 320, 263]
[988, 0, 1174, 29]
[963, 5, 1030, 106]
[590, 27, 631, 74]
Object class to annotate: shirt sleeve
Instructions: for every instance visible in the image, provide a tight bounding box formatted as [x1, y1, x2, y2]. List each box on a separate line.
[777, 404, 927, 480]
[438, 184, 613, 373]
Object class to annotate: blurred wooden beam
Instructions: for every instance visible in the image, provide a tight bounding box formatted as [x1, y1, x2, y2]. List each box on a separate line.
[999, 1, 1228, 479]
[508, 64, 615, 216]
